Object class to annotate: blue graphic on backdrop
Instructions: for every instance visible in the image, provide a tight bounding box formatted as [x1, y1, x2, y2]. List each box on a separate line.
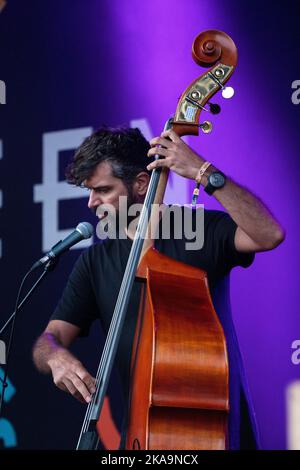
[0, 368, 17, 448]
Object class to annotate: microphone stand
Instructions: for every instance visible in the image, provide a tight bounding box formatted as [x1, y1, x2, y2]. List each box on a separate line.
[0, 258, 58, 416]
[0, 259, 58, 335]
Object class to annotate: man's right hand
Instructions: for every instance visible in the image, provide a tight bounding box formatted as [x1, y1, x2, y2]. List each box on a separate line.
[47, 348, 96, 404]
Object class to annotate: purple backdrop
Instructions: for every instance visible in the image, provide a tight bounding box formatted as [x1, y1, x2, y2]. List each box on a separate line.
[98, 0, 299, 449]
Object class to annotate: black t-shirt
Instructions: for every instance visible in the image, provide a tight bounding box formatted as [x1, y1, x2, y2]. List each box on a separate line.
[51, 208, 254, 394]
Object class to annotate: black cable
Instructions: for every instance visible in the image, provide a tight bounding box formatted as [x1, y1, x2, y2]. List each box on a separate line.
[0, 268, 33, 415]
[0, 262, 52, 416]
[0, 268, 49, 337]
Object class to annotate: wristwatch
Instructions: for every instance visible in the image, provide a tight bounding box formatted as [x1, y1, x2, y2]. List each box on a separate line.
[204, 171, 226, 195]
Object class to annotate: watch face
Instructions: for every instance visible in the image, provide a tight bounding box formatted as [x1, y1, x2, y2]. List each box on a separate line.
[209, 172, 225, 188]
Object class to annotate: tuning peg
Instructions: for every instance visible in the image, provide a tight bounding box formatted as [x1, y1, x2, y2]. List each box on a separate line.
[208, 103, 221, 114]
[208, 71, 235, 99]
[199, 121, 213, 133]
[221, 86, 235, 99]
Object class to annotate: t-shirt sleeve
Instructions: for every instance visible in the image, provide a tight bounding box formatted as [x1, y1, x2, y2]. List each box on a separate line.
[50, 250, 98, 336]
[205, 210, 255, 278]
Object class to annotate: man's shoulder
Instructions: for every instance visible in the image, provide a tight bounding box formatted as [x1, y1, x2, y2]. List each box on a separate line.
[76, 239, 107, 266]
[167, 204, 227, 215]
[81, 237, 129, 262]
[166, 204, 230, 223]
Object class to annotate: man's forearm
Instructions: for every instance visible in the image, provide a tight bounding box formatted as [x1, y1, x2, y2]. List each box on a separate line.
[201, 166, 285, 249]
[33, 331, 96, 403]
[32, 332, 65, 374]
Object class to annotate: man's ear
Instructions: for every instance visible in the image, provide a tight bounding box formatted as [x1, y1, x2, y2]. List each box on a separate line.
[133, 172, 150, 198]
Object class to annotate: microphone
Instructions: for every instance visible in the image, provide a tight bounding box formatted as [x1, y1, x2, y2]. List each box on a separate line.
[31, 222, 94, 271]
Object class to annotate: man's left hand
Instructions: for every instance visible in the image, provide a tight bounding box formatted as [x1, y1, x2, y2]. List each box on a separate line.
[147, 129, 203, 179]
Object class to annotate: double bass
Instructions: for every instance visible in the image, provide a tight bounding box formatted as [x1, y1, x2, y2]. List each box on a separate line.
[76, 29, 238, 451]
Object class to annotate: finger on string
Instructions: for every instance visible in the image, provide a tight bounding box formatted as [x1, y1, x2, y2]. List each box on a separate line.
[147, 159, 168, 171]
[147, 147, 168, 158]
[161, 129, 181, 142]
[149, 136, 172, 148]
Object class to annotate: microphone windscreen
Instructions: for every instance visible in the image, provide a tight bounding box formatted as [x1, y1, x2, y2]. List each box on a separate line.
[76, 222, 94, 239]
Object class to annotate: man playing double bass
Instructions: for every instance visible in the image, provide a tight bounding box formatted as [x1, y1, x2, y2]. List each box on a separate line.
[32, 126, 285, 449]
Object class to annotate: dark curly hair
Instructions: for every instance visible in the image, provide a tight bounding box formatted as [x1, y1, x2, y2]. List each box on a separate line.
[66, 126, 151, 189]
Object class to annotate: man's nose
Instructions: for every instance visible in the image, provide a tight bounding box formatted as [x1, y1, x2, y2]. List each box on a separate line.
[88, 190, 102, 210]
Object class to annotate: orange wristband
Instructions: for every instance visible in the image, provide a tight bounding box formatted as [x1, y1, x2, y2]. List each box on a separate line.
[195, 161, 212, 185]
[192, 161, 212, 206]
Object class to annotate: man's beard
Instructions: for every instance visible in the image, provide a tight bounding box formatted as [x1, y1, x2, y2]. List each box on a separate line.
[126, 187, 140, 226]
[93, 189, 142, 239]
